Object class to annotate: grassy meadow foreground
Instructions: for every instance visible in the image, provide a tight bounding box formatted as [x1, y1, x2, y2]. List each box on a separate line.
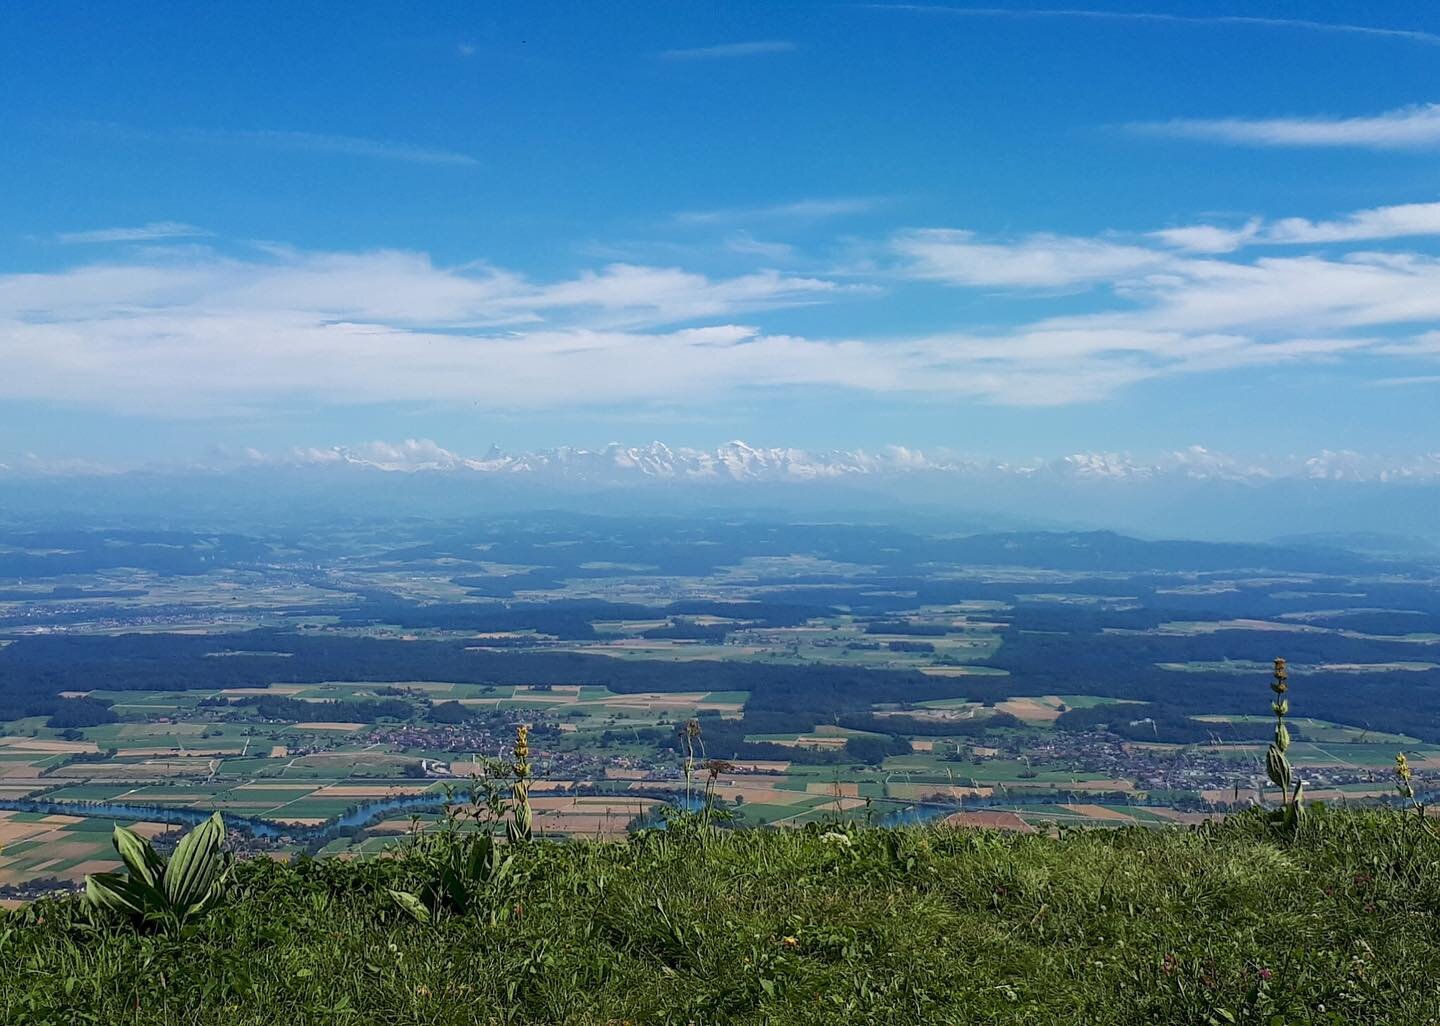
[3, 808, 1438, 1025]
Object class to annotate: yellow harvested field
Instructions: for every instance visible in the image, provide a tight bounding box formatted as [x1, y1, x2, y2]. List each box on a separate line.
[534, 813, 636, 836]
[292, 722, 366, 731]
[604, 768, 648, 780]
[0, 737, 99, 753]
[315, 784, 432, 798]
[269, 745, 289, 758]
[369, 819, 414, 833]
[711, 783, 812, 805]
[443, 760, 488, 776]
[270, 817, 327, 826]
[805, 782, 860, 797]
[944, 811, 1036, 833]
[1062, 804, 1135, 823]
[0, 822, 55, 844]
[50, 762, 211, 779]
[0, 761, 48, 778]
[727, 760, 790, 773]
[65, 859, 121, 880]
[219, 686, 306, 696]
[911, 740, 934, 752]
[887, 783, 993, 801]
[0, 783, 46, 796]
[994, 697, 1066, 723]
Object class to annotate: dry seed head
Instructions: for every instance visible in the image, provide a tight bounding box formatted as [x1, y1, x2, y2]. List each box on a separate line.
[1271, 658, 1289, 695]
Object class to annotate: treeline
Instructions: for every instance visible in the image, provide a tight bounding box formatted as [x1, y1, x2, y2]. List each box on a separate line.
[42, 697, 118, 728]
[232, 696, 414, 723]
[1054, 703, 1281, 744]
[836, 712, 1026, 737]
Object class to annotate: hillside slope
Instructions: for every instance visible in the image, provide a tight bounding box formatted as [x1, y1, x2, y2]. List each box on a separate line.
[3, 810, 1437, 1024]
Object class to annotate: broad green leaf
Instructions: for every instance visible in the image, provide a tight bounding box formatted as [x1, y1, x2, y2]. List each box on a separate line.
[163, 812, 225, 913]
[388, 889, 432, 924]
[111, 825, 163, 889]
[85, 871, 156, 917]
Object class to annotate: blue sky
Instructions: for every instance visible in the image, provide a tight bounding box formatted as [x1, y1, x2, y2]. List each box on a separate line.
[3, 1, 1440, 468]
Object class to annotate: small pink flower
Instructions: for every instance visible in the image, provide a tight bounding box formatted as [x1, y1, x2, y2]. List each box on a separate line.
[1258, 968, 1273, 981]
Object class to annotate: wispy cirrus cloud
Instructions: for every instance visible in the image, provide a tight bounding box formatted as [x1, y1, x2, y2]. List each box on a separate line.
[656, 40, 796, 60]
[1132, 102, 1440, 150]
[186, 127, 479, 166]
[70, 120, 479, 166]
[673, 197, 883, 226]
[863, 6, 1440, 47]
[55, 221, 209, 245]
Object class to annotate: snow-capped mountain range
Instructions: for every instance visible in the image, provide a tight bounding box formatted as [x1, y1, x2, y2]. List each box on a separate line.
[4, 440, 1439, 485]
[234, 439, 1440, 485]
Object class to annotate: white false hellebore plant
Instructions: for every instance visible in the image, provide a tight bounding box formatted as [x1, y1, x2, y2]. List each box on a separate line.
[85, 812, 232, 931]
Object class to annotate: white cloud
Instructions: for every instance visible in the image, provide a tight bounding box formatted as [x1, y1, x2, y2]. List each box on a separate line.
[56, 222, 209, 245]
[1153, 202, 1440, 254]
[1149, 221, 1262, 254]
[7, 196, 1440, 416]
[893, 229, 1174, 287]
[656, 41, 796, 60]
[1264, 202, 1440, 244]
[1133, 103, 1440, 149]
[865, 6, 1440, 47]
[672, 197, 881, 226]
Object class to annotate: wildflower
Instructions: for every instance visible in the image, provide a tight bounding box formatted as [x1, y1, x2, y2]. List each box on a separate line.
[781, 936, 799, 948]
[1258, 968, 1273, 981]
[1396, 752, 1416, 801]
[508, 723, 534, 843]
[514, 723, 530, 769]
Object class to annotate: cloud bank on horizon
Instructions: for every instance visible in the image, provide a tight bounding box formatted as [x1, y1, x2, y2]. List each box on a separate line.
[6, 195, 1440, 415]
[1, 2, 1439, 466]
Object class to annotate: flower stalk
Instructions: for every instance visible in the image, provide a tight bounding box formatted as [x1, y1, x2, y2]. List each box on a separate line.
[1265, 658, 1304, 827]
[507, 723, 533, 843]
